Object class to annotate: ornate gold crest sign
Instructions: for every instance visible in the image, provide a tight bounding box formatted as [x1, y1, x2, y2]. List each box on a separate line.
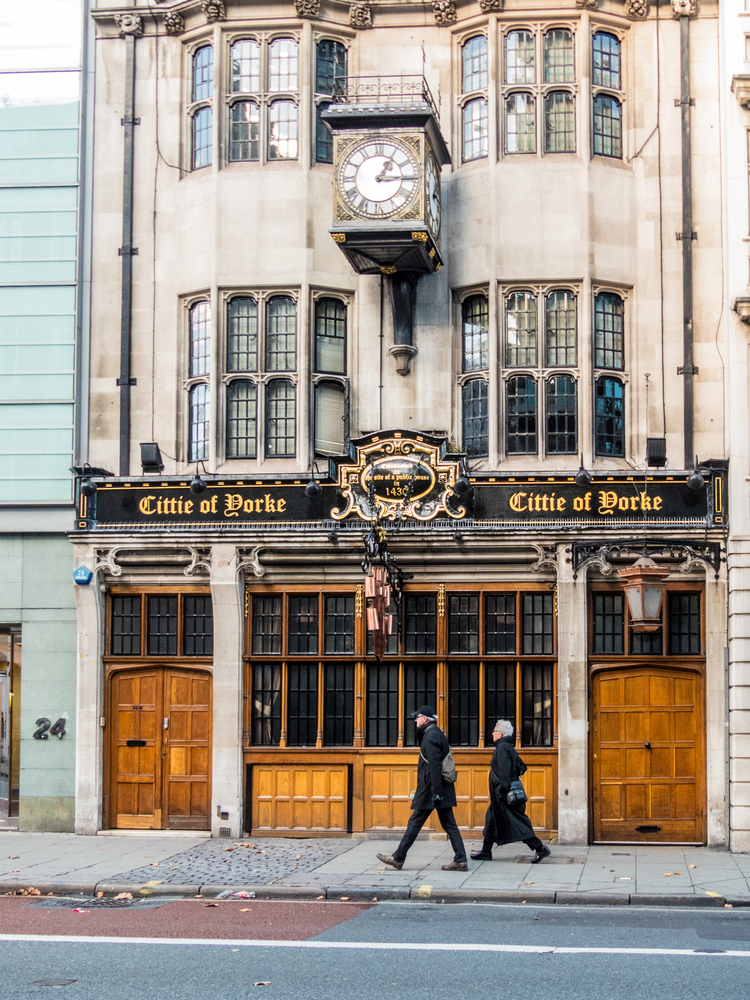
[330, 431, 465, 522]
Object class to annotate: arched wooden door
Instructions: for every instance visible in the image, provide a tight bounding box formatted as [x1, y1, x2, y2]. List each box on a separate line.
[591, 666, 704, 843]
[108, 667, 212, 830]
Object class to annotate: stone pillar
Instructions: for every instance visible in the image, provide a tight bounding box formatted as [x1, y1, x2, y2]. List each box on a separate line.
[704, 567, 728, 847]
[728, 544, 750, 853]
[209, 543, 244, 838]
[73, 541, 105, 834]
[556, 546, 589, 844]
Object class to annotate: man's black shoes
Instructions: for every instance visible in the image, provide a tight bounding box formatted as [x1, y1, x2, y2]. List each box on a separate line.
[470, 850, 493, 860]
[530, 845, 551, 864]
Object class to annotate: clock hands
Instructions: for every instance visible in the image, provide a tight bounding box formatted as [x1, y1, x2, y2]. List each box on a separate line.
[375, 158, 397, 183]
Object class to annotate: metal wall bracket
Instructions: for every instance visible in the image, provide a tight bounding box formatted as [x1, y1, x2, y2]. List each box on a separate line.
[675, 231, 697, 241]
[569, 540, 723, 580]
[677, 365, 699, 375]
[118, 246, 139, 256]
[116, 377, 137, 386]
[121, 116, 141, 125]
[674, 98, 695, 107]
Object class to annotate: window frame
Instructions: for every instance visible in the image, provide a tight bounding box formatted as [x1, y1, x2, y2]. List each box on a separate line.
[589, 584, 704, 660]
[314, 37, 349, 165]
[591, 27, 625, 161]
[106, 589, 214, 661]
[187, 42, 214, 171]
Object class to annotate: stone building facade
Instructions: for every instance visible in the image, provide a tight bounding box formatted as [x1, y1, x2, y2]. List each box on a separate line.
[74, 0, 731, 846]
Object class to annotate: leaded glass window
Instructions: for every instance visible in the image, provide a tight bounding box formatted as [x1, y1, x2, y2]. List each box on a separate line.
[227, 297, 257, 372]
[594, 292, 624, 369]
[324, 596, 355, 654]
[506, 292, 537, 366]
[668, 593, 701, 655]
[111, 596, 141, 656]
[226, 381, 257, 459]
[404, 665, 437, 747]
[463, 98, 488, 162]
[546, 375, 577, 455]
[288, 596, 319, 655]
[485, 664, 516, 746]
[595, 376, 624, 456]
[593, 593, 624, 653]
[268, 100, 298, 160]
[506, 376, 537, 454]
[506, 93, 536, 154]
[486, 594, 516, 654]
[593, 32, 621, 90]
[252, 596, 282, 654]
[189, 301, 211, 377]
[522, 663, 553, 746]
[266, 296, 296, 371]
[324, 664, 354, 746]
[193, 46, 213, 102]
[546, 290, 576, 365]
[230, 39, 260, 93]
[287, 664, 318, 746]
[404, 595, 437, 654]
[265, 380, 296, 458]
[505, 30, 535, 85]
[315, 297, 346, 373]
[268, 38, 298, 91]
[184, 596, 213, 656]
[545, 91, 575, 153]
[148, 596, 178, 656]
[188, 383, 209, 462]
[462, 35, 488, 93]
[462, 379, 488, 458]
[367, 664, 398, 746]
[522, 594, 554, 654]
[544, 29, 574, 83]
[192, 106, 212, 170]
[449, 664, 480, 746]
[229, 101, 260, 161]
[252, 664, 281, 745]
[462, 295, 488, 372]
[593, 94, 622, 159]
[449, 595, 479, 654]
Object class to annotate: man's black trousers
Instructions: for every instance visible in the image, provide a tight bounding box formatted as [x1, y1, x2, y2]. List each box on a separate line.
[392, 806, 467, 864]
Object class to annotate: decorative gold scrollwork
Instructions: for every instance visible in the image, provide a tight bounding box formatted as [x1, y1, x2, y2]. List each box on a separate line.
[331, 233, 347, 244]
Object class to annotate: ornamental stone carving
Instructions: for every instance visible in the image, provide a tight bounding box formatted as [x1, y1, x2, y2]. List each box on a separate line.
[479, 0, 504, 12]
[575, 0, 598, 9]
[114, 13, 144, 37]
[432, 0, 457, 25]
[671, 0, 697, 16]
[201, 1, 226, 22]
[295, 0, 321, 17]
[350, 2, 372, 28]
[624, 0, 649, 18]
[163, 12, 185, 35]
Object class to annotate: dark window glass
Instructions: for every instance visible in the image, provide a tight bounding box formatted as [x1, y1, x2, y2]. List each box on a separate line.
[668, 593, 701, 655]
[367, 663, 399, 746]
[506, 92, 536, 154]
[189, 301, 211, 377]
[462, 295, 488, 372]
[404, 664, 437, 747]
[188, 383, 210, 462]
[404, 595, 437, 654]
[593, 593, 624, 654]
[252, 596, 282, 654]
[546, 290, 577, 365]
[324, 664, 355, 746]
[316, 40, 347, 94]
[230, 39, 260, 93]
[545, 91, 575, 153]
[287, 663, 318, 746]
[593, 94, 622, 158]
[227, 297, 257, 372]
[463, 98, 488, 161]
[486, 593, 516, 654]
[631, 628, 663, 655]
[229, 101, 259, 161]
[449, 663, 479, 746]
[184, 596, 213, 656]
[367, 629, 399, 656]
[315, 297, 346, 373]
[193, 45, 213, 102]
[506, 291, 536, 366]
[485, 663, 516, 746]
[325, 596, 354, 654]
[505, 30, 535, 85]
[265, 380, 296, 458]
[594, 292, 624, 370]
[269, 38, 298, 91]
[463, 35, 488, 92]
[546, 375, 577, 455]
[593, 32, 621, 90]
[266, 296, 296, 371]
[316, 102, 333, 163]
[226, 381, 257, 459]
[192, 106, 212, 169]
[251, 663, 281, 745]
[111, 596, 141, 655]
[544, 29, 574, 83]
[449, 595, 479, 653]
[595, 377, 625, 457]
[288, 596, 319, 655]
[522, 593, 554, 654]
[462, 380, 488, 458]
[522, 663, 553, 746]
[268, 100, 298, 159]
[315, 382, 345, 458]
[147, 596, 178, 656]
[506, 376, 537, 455]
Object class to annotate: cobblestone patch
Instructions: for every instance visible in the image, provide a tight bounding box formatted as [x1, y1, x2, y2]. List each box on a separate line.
[112, 838, 357, 886]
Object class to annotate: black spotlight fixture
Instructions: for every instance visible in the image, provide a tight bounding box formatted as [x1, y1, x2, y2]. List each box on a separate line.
[575, 453, 592, 487]
[140, 442, 164, 475]
[80, 478, 97, 497]
[454, 475, 471, 495]
[189, 461, 208, 495]
[686, 469, 705, 492]
[305, 477, 322, 498]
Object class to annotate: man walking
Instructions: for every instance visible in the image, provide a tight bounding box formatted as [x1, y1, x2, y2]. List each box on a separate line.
[377, 706, 467, 872]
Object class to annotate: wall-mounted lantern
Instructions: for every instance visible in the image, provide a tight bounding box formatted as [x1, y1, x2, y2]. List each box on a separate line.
[617, 555, 670, 632]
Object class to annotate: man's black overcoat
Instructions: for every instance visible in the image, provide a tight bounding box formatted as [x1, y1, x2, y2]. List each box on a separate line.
[484, 734, 537, 845]
[411, 720, 457, 810]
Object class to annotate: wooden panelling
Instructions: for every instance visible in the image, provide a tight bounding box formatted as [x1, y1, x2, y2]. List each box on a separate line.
[252, 765, 349, 833]
[165, 670, 211, 830]
[453, 767, 491, 831]
[592, 667, 704, 843]
[363, 761, 436, 831]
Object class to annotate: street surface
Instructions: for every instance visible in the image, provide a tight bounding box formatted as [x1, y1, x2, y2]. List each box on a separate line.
[1, 897, 749, 1000]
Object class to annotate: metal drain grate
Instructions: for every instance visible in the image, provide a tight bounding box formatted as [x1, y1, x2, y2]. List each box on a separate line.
[27, 896, 170, 910]
[30, 981, 77, 987]
[219, 827, 232, 838]
[513, 855, 585, 865]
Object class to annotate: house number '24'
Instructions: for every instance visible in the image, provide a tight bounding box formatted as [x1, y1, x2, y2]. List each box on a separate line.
[33, 718, 66, 740]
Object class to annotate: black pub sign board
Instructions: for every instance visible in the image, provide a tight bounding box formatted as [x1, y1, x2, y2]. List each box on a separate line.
[77, 431, 723, 530]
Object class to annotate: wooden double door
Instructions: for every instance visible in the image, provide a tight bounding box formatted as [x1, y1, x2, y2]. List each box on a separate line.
[108, 667, 212, 830]
[591, 666, 704, 843]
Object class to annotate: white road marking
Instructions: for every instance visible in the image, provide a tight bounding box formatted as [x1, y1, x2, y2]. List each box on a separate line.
[0, 935, 748, 958]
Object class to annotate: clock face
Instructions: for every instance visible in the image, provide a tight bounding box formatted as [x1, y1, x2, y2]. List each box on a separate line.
[425, 153, 441, 237]
[338, 138, 420, 219]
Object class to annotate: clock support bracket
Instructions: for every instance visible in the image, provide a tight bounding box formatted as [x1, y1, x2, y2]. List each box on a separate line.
[388, 273, 419, 376]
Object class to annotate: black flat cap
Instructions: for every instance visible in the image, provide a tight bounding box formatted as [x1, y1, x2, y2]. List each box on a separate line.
[411, 705, 437, 719]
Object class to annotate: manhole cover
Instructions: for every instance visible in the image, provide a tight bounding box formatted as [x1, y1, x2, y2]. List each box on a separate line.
[30, 981, 77, 987]
[27, 896, 170, 910]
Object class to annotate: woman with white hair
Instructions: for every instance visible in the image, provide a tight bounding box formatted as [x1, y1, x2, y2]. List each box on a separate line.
[470, 719, 551, 863]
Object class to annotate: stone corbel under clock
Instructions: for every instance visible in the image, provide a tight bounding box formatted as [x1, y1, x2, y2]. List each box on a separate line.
[732, 76, 750, 112]
[733, 297, 750, 326]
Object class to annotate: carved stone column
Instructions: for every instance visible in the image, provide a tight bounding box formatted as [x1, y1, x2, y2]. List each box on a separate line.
[704, 566, 728, 847]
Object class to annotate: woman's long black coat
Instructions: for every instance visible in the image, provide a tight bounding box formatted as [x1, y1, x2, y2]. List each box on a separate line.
[484, 734, 537, 846]
[411, 721, 457, 811]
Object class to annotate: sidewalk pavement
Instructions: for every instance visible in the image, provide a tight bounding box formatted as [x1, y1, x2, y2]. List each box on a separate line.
[1, 832, 749, 907]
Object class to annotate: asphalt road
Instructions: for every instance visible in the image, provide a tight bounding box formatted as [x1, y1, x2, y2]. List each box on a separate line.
[2, 898, 749, 1000]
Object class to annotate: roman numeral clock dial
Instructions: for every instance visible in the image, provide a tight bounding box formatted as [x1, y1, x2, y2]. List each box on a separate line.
[337, 139, 420, 219]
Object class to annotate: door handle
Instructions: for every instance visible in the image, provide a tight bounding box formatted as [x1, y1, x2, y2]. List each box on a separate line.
[644, 742, 651, 749]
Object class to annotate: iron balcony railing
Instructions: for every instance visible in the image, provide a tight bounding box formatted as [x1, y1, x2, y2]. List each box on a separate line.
[331, 75, 439, 122]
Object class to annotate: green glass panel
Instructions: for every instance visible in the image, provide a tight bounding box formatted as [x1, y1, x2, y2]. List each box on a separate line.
[0, 427, 72, 452]
[0, 212, 78, 236]
[0, 315, 74, 344]
[0, 188, 77, 212]
[0, 285, 75, 315]
[0, 158, 78, 185]
[0, 344, 74, 372]
[4, 453, 73, 478]
[0, 129, 79, 158]
[0, 100, 79, 129]
[0, 373, 74, 400]
[0, 261, 75, 282]
[0, 403, 74, 429]
[0, 236, 76, 260]
[3, 479, 73, 502]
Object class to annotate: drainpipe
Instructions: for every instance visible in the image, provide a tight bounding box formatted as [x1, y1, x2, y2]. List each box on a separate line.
[118, 31, 138, 476]
[678, 13, 696, 471]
